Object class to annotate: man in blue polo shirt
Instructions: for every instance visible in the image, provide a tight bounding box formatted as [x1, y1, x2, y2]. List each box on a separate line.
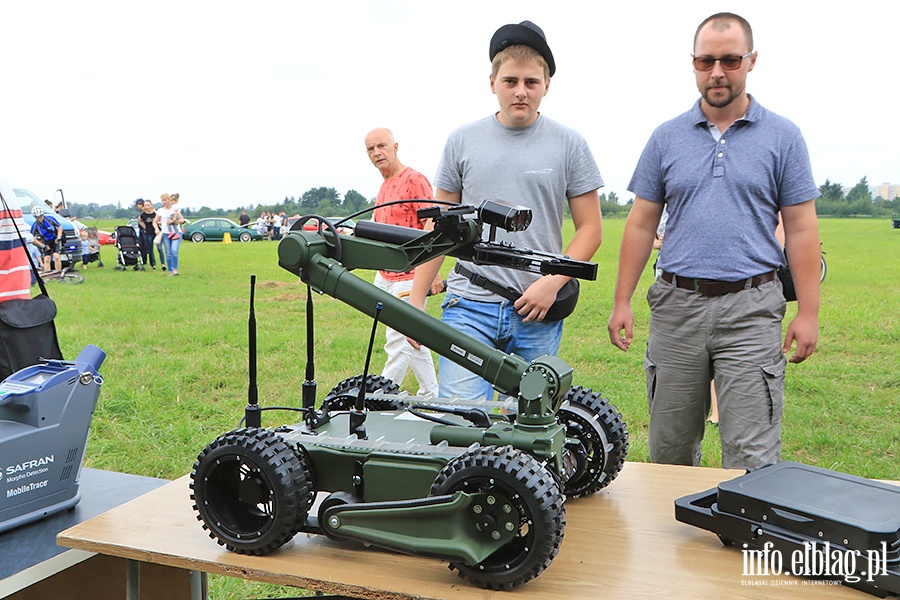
[607, 12, 820, 470]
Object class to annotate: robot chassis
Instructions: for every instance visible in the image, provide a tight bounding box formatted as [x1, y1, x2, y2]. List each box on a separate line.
[190, 200, 629, 589]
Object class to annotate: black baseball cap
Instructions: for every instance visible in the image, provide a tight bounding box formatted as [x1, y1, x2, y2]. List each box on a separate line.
[489, 20, 555, 77]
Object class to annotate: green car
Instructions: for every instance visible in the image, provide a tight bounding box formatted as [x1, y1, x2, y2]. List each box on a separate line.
[184, 218, 263, 243]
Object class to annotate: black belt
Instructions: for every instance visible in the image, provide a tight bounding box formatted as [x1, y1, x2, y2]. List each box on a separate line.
[453, 263, 520, 301]
[661, 271, 776, 296]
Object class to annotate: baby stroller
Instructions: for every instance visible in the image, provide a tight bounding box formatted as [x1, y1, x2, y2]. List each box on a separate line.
[114, 225, 145, 271]
[81, 227, 104, 268]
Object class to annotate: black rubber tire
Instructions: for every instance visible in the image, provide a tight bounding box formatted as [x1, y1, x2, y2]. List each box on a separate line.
[190, 428, 311, 555]
[430, 446, 565, 590]
[54, 271, 84, 284]
[557, 386, 629, 497]
[322, 374, 403, 411]
[239, 231, 252, 243]
[191, 232, 204, 243]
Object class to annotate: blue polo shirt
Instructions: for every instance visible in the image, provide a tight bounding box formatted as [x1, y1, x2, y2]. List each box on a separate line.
[629, 96, 818, 281]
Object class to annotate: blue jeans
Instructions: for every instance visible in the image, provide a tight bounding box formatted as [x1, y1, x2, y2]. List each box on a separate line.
[141, 230, 163, 267]
[163, 234, 181, 272]
[438, 294, 564, 401]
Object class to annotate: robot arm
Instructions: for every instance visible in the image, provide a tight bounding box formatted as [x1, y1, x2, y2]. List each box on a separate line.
[277, 201, 594, 410]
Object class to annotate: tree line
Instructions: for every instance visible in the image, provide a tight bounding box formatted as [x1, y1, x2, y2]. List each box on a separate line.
[63, 178, 898, 222]
[815, 177, 898, 217]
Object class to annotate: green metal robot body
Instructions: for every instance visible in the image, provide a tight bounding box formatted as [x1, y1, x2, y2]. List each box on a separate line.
[191, 203, 628, 590]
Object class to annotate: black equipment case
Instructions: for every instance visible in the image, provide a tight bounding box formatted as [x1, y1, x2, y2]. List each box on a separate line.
[675, 461, 900, 597]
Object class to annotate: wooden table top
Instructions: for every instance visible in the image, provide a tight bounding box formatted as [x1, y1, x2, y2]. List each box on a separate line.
[57, 461, 891, 599]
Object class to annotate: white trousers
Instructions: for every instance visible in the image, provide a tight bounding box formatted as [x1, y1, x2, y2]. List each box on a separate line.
[373, 273, 439, 397]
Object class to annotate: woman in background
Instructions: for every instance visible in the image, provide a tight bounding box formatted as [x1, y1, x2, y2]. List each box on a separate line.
[154, 193, 184, 276]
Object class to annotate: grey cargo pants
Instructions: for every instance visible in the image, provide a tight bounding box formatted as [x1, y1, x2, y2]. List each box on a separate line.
[644, 276, 787, 470]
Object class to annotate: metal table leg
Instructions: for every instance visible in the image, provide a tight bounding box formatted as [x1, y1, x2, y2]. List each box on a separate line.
[126, 559, 140, 600]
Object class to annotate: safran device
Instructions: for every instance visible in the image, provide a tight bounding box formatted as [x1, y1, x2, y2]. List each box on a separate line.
[675, 461, 900, 597]
[0, 346, 105, 533]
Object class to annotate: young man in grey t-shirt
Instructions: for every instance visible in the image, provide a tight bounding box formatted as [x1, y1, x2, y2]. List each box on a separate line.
[409, 21, 603, 401]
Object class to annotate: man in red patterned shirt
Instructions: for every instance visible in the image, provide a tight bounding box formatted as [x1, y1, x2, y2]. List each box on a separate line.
[365, 127, 443, 396]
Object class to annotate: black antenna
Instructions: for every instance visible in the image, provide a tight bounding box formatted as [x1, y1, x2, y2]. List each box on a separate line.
[349, 302, 383, 439]
[302, 283, 317, 413]
[300, 283, 331, 430]
[245, 274, 261, 428]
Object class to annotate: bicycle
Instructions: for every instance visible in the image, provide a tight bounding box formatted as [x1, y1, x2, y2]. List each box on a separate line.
[819, 241, 827, 283]
[39, 267, 84, 284]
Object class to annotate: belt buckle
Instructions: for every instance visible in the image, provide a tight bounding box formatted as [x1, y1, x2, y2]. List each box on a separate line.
[693, 279, 702, 293]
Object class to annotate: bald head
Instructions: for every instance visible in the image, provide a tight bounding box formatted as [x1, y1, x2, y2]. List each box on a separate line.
[365, 128, 404, 179]
[366, 128, 394, 144]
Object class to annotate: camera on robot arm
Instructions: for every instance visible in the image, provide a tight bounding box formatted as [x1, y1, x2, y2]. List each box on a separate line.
[292, 198, 597, 282]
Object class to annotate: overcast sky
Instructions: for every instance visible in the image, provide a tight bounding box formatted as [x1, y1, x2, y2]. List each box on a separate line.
[2, 1, 897, 212]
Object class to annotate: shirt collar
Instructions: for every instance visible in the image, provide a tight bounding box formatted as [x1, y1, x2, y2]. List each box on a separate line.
[691, 94, 760, 128]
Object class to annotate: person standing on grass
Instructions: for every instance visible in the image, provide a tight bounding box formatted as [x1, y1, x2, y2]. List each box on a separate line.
[255, 213, 267, 237]
[154, 193, 184, 276]
[365, 127, 443, 397]
[273, 211, 283, 241]
[23, 231, 42, 286]
[408, 20, 603, 402]
[607, 12, 820, 470]
[138, 200, 162, 269]
[30, 205, 63, 273]
[134, 198, 148, 261]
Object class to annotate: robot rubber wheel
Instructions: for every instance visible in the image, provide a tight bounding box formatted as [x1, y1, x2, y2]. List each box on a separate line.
[322, 374, 403, 412]
[557, 386, 629, 498]
[430, 445, 565, 590]
[190, 427, 311, 555]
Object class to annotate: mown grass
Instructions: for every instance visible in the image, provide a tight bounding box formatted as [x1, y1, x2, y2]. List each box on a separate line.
[48, 217, 898, 597]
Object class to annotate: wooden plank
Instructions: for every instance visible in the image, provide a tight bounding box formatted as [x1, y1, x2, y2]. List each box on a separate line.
[58, 463, 887, 599]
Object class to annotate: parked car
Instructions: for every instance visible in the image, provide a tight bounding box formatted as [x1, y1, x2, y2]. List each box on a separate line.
[15, 188, 77, 239]
[184, 218, 263, 243]
[284, 216, 357, 236]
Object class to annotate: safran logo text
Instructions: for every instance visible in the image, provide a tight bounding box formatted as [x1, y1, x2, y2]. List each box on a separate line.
[742, 541, 890, 584]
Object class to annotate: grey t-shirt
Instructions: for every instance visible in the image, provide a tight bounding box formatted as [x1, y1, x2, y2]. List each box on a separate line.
[435, 114, 603, 300]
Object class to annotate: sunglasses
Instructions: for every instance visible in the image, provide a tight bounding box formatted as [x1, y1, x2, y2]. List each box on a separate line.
[692, 52, 754, 72]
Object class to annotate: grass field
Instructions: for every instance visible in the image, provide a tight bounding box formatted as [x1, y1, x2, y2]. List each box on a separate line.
[43, 216, 898, 598]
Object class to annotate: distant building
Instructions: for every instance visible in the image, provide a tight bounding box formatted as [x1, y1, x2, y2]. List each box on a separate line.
[875, 182, 899, 200]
